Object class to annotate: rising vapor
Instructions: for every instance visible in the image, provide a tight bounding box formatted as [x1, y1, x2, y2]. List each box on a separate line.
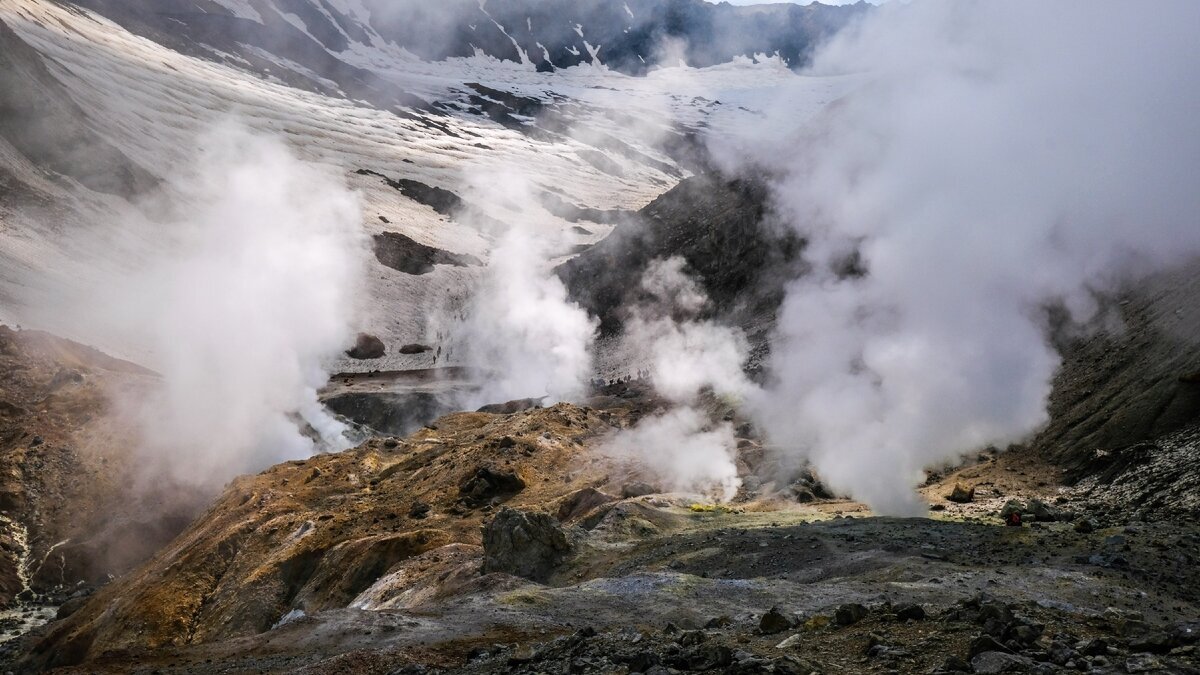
[716, 0, 1200, 513]
[107, 122, 367, 486]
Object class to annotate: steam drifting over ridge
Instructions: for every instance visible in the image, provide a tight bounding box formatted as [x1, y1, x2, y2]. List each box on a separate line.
[96, 122, 367, 487]
[716, 0, 1200, 513]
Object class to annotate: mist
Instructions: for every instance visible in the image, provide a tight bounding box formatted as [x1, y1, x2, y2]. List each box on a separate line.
[602, 257, 751, 501]
[98, 122, 367, 487]
[455, 167, 598, 408]
[709, 0, 1200, 513]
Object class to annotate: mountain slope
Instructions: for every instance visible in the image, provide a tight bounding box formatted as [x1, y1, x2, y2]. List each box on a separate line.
[0, 0, 856, 372]
[68, 0, 868, 85]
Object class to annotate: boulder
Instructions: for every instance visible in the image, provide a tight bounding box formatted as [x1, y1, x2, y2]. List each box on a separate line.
[482, 507, 574, 582]
[1027, 498, 1070, 522]
[834, 603, 868, 626]
[999, 499, 1026, 520]
[894, 603, 926, 621]
[1000, 499, 1027, 525]
[946, 483, 975, 503]
[346, 333, 385, 359]
[759, 607, 795, 635]
[459, 466, 526, 506]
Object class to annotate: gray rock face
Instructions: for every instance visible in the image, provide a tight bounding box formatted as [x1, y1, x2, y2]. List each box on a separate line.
[482, 507, 574, 583]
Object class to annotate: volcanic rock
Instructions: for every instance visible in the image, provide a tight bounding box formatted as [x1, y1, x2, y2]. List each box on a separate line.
[759, 607, 795, 635]
[621, 482, 659, 499]
[971, 651, 1033, 674]
[946, 483, 975, 503]
[482, 507, 574, 582]
[373, 231, 481, 275]
[834, 603, 868, 626]
[477, 397, 545, 414]
[1000, 499, 1026, 521]
[459, 466, 526, 507]
[346, 333, 386, 359]
[1027, 498, 1069, 522]
[555, 487, 618, 524]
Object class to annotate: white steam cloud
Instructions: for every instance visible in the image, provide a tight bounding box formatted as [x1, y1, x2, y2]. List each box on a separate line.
[627, 257, 754, 405]
[109, 122, 366, 486]
[713, 1, 1200, 513]
[458, 168, 597, 407]
[603, 257, 750, 501]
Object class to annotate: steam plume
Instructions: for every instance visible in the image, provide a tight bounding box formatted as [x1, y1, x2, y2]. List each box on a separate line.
[109, 122, 366, 486]
[603, 257, 750, 501]
[716, 0, 1200, 513]
[457, 168, 598, 407]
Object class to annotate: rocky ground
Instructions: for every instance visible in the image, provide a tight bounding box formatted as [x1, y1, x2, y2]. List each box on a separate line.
[0, 326, 210, 655]
[0, 367, 1194, 673]
[3, 249, 1198, 675]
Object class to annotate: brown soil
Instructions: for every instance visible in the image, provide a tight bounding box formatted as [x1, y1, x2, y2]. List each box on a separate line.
[14, 377, 1199, 674]
[0, 326, 202, 613]
[25, 398, 649, 669]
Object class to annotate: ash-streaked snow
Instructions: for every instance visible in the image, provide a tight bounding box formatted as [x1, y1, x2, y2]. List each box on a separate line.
[0, 0, 856, 375]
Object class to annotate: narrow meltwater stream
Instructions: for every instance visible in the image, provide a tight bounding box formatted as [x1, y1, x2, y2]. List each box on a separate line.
[0, 514, 65, 644]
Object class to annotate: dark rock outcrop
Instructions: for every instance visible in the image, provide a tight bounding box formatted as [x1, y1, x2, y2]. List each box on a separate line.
[322, 391, 452, 436]
[758, 606, 795, 635]
[460, 466, 527, 507]
[476, 397, 545, 415]
[346, 333, 386, 360]
[373, 231, 481, 275]
[482, 507, 574, 583]
[558, 174, 804, 339]
[356, 170, 463, 217]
